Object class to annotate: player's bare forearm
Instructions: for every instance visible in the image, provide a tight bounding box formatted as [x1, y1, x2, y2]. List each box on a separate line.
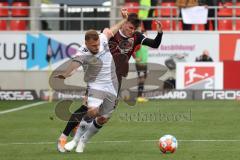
[110, 8, 128, 35]
[110, 19, 127, 35]
[103, 8, 128, 39]
[63, 61, 80, 78]
[55, 61, 80, 79]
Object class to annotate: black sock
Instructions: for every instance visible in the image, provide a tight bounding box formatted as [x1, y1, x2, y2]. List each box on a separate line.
[93, 119, 102, 129]
[83, 115, 94, 123]
[138, 82, 144, 97]
[63, 105, 88, 136]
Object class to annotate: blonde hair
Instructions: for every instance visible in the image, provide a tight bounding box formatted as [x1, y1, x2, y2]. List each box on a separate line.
[85, 30, 99, 41]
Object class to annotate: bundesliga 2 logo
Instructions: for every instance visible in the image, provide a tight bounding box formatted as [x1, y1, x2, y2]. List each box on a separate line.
[184, 66, 215, 89]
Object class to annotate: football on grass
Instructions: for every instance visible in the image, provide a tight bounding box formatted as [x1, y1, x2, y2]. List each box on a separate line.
[158, 135, 178, 153]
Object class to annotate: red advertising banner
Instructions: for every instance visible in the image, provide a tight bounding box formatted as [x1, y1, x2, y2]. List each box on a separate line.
[223, 61, 240, 89]
[220, 34, 240, 61]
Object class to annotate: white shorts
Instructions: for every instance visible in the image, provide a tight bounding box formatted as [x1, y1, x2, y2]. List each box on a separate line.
[87, 97, 103, 108]
[86, 88, 117, 118]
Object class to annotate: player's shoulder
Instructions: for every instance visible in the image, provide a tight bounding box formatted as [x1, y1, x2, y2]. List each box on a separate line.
[133, 31, 144, 37]
[77, 45, 91, 56]
[133, 31, 146, 45]
[99, 33, 109, 49]
[133, 31, 146, 41]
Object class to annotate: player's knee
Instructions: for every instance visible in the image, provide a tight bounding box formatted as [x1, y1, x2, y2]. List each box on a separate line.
[96, 116, 109, 125]
[140, 77, 146, 82]
[87, 107, 99, 118]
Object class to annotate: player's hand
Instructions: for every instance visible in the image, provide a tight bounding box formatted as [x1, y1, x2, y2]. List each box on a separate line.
[121, 8, 128, 19]
[54, 74, 66, 79]
[155, 20, 163, 32]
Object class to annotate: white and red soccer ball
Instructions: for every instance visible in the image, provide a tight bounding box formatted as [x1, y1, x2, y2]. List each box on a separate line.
[158, 135, 178, 153]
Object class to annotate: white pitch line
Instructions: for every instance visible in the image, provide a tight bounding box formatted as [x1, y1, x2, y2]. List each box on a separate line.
[0, 139, 240, 146]
[179, 140, 240, 142]
[0, 101, 48, 115]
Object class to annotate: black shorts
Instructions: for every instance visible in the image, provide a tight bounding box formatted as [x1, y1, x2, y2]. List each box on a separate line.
[135, 64, 147, 78]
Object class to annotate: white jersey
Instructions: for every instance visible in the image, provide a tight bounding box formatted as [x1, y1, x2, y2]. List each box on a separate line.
[73, 34, 118, 96]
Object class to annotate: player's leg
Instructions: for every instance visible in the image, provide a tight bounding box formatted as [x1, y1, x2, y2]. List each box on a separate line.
[76, 94, 116, 153]
[64, 116, 93, 151]
[136, 64, 148, 102]
[75, 116, 110, 153]
[57, 94, 91, 152]
[57, 104, 88, 152]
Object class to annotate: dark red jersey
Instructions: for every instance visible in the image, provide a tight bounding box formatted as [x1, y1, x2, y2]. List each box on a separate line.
[109, 30, 163, 78]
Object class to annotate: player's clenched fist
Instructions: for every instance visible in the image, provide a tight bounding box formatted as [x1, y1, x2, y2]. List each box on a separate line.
[121, 8, 128, 19]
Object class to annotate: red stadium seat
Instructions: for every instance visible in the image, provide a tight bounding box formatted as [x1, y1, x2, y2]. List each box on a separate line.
[236, 20, 240, 30]
[151, 20, 157, 30]
[218, 19, 233, 30]
[124, 2, 139, 14]
[152, 19, 177, 30]
[218, 2, 233, 16]
[236, 2, 240, 30]
[10, 20, 27, 30]
[0, 20, 7, 30]
[12, 2, 29, 17]
[192, 24, 205, 31]
[236, 2, 240, 16]
[0, 2, 8, 30]
[159, 2, 177, 17]
[0, 2, 9, 17]
[177, 21, 183, 30]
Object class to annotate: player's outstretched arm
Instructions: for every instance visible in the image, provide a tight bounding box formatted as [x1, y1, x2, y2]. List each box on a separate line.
[103, 8, 128, 40]
[54, 60, 80, 79]
[141, 20, 163, 48]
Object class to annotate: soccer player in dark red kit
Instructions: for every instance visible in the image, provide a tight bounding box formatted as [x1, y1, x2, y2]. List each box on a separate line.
[58, 13, 163, 153]
[110, 13, 163, 85]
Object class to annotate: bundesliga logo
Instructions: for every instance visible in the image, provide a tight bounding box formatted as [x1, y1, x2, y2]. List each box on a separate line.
[184, 66, 215, 89]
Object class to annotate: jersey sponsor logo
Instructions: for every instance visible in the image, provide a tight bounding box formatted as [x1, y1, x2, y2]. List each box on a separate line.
[109, 37, 134, 55]
[184, 66, 214, 89]
[0, 90, 37, 100]
[119, 38, 134, 54]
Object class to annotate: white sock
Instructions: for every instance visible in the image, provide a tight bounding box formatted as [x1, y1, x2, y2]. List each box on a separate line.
[59, 133, 67, 139]
[80, 119, 102, 144]
[73, 120, 92, 142]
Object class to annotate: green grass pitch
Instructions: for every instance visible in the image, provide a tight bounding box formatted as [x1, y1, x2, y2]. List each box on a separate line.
[0, 100, 240, 160]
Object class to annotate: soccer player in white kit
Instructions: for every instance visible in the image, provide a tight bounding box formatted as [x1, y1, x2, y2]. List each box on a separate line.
[56, 9, 128, 153]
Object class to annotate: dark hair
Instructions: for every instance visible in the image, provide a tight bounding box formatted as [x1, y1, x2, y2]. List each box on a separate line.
[127, 13, 141, 29]
[85, 30, 99, 41]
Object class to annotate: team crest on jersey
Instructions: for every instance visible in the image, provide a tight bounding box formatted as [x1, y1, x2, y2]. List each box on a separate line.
[81, 47, 89, 53]
[119, 38, 134, 54]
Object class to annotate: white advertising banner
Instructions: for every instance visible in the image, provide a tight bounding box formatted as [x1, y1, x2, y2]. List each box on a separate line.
[176, 62, 223, 90]
[130, 32, 219, 65]
[0, 32, 84, 71]
[0, 32, 219, 71]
